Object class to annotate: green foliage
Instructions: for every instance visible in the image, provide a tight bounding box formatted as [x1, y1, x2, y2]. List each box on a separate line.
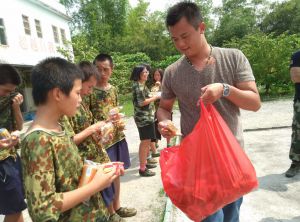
[153, 54, 181, 70]
[260, 0, 300, 36]
[224, 32, 300, 95]
[111, 52, 152, 93]
[212, 0, 258, 46]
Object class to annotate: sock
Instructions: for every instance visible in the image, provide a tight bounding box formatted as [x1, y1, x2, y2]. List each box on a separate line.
[140, 163, 146, 171]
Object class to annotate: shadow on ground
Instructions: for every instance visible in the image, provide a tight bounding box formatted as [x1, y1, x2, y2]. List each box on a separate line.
[258, 173, 300, 192]
[121, 168, 142, 183]
[259, 216, 300, 222]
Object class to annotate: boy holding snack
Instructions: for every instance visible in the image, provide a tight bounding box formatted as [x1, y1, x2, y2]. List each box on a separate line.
[86, 54, 136, 219]
[21, 57, 118, 221]
[61, 61, 127, 222]
[0, 64, 26, 222]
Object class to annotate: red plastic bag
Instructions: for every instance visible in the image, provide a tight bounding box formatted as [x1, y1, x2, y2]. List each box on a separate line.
[160, 100, 258, 221]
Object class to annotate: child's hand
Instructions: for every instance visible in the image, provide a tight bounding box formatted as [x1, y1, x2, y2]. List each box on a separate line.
[0, 137, 18, 149]
[91, 165, 118, 191]
[89, 121, 106, 134]
[12, 93, 23, 109]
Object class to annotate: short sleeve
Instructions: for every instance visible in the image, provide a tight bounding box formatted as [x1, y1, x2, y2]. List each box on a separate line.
[21, 133, 64, 222]
[133, 83, 146, 107]
[161, 68, 176, 99]
[234, 50, 255, 83]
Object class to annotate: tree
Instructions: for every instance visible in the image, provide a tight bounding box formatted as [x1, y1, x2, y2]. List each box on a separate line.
[224, 32, 300, 95]
[211, 0, 260, 46]
[61, 0, 129, 53]
[260, 0, 300, 36]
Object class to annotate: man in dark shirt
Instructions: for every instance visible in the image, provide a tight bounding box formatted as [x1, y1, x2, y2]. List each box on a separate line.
[286, 50, 300, 178]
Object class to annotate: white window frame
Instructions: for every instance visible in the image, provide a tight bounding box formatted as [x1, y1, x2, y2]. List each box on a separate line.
[35, 19, 43, 38]
[22, 15, 31, 35]
[0, 18, 7, 45]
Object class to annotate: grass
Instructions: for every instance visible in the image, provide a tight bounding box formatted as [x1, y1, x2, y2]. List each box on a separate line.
[119, 93, 134, 117]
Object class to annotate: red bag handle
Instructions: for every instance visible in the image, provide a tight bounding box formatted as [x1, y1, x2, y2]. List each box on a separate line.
[197, 98, 211, 118]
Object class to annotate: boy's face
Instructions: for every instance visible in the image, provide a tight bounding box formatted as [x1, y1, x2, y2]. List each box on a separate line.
[95, 60, 112, 81]
[0, 83, 16, 97]
[81, 75, 97, 97]
[59, 79, 82, 117]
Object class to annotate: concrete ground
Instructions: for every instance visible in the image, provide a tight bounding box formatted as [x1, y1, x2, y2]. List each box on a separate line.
[1, 99, 300, 222]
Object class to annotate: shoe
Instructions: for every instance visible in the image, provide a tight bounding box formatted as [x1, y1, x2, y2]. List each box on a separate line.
[116, 207, 137, 218]
[108, 213, 126, 222]
[285, 162, 300, 178]
[139, 168, 156, 177]
[146, 163, 157, 169]
[151, 152, 160, 158]
[147, 158, 158, 164]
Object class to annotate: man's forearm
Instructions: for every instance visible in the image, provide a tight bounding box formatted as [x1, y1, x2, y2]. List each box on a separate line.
[157, 107, 172, 122]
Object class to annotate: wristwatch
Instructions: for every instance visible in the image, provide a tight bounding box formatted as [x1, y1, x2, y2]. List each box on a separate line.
[222, 83, 230, 97]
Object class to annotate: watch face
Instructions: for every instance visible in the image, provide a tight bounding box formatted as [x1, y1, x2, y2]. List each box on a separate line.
[223, 84, 230, 97]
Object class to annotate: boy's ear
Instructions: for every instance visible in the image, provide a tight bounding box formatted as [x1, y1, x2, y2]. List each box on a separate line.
[52, 88, 64, 102]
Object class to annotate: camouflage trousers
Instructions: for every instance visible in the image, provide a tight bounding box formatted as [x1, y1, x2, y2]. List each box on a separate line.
[290, 100, 300, 162]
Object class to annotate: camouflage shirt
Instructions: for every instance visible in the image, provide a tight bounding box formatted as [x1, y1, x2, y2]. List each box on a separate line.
[86, 86, 125, 149]
[21, 128, 109, 222]
[65, 102, 110, 163]
[132, 82, 155, 128]
[150, 84, 162, 112]
[0, 94, 17, 160]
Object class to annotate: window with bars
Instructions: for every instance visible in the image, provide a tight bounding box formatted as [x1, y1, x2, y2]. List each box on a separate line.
[0, 18, 7, 45]
[22, 15, 31, 35]
[60, 28, 66, 44]
[52, 25, 59, 43]
[35, 19, 43, 38]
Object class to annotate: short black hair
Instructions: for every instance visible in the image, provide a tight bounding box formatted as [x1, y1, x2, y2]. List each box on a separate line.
[166, 1, 203, 29]
[0, 64, 22, 86]
[130, 64, 148, 81]
[31, 57, 83, 106]
[93, 53, 113, 67]
[78, 61, 100, 82]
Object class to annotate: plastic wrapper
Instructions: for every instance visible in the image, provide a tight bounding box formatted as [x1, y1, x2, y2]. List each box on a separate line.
[100, 122, 114, 143]
[160, 99, 258, 221]
[78, 160, 99, 188]
[0, 128, 11, 140]
[108, 106, 123, 122]
[79, 160, 124, 188]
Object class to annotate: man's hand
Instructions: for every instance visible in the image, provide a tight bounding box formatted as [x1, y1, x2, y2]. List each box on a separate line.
[12, 93, 23, 108]
[158, 120, 179, 139]
[200, 83, 223, 105]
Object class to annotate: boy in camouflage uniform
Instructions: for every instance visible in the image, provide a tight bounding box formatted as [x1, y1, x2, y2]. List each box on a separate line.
[21, 57, 119, 222]
[0, 64, 26, 222]
[62, 61, 131, 222]
[86, 54, 136, 219]
[286, 50, 300, 177]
